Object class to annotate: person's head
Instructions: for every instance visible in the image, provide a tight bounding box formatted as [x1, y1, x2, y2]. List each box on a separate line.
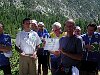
[97, 25, 100, 33]
[74, 26, 81, 36]
[52, 22, 62, 35]
[30, 20, 38, 32]
[64, 19, 75, 36]
[38, 22, 45, 31]
[22, 18, 31, 31]
[0, 22, 4, 34]
[87, 23, 97, 36]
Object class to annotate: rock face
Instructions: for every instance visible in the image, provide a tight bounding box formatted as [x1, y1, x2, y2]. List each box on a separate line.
[0, 0, 100, 20]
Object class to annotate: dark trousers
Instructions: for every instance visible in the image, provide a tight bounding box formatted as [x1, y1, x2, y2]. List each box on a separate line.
[55, 65, 72, 75]
[80, 71, 98, 75]
[0, 64, 12, 75]
[79, 60, 98, 75]
[37, 48, 50, 75]
[38, 55, 49, 75]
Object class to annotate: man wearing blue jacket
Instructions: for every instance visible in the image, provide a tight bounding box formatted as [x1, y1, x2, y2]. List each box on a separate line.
[0, 22, 12, 75]
[37, 22, 50, 75]
[81, 23, 100, 75]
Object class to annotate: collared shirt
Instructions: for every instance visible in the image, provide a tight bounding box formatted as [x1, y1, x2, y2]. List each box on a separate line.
[82, 32, 100, 46]
[0, 33, 12, 66]
[16, 30, 41, 54]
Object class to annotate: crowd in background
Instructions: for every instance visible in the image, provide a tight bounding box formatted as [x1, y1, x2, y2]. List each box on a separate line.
[0, 18, 100, 75]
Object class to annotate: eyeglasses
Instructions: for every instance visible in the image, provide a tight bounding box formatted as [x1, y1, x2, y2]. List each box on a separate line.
[53, 28, 60, 32]
[38, 26, 44, 27]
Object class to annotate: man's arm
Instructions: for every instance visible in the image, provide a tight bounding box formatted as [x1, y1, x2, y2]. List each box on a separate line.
[15, 45, 23, 53]
[61, 50, 82, 60]
[0, 44, 12, 52]
[36, 45, 40, 49]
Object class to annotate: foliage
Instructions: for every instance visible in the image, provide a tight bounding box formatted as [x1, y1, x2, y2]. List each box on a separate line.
[10, 39, 19, 75]
[0, 1, 100, 74]
[0, 39, 19, 75]
[0, 1, 100, 38]
[0, 2, 67, 38]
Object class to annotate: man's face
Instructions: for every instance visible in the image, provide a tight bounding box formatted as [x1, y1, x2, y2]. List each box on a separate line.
[65, 22, 75, 33]
[87, 26, 95, 36]
[23, 20, 31, 30]
[74, 29, 81, 36]
[52, 25, 61, 34]
[31, 23, 38, 29]
[38, 24, 44, 30]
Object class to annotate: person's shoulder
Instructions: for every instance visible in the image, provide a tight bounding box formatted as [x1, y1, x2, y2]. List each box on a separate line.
[16, 31, 23, 36]
[75, 35, 83, 41]
[59, 32, 66, 37]
[76, 35, 82, 39]
[63, 32, 67, 36]
[44, 28, 48, 31]
[44, 28, 48, 32]
[72, 35, 82, 42]
[94, 32, 100, 35]
[94, 32, 100, 38]
[30, 30, 36, 34]
[3, 33, 9, 36]
[50, 31, 54, 34]
[30, 30, 39, 36]
[3, 33, 10, 37]
[81, 33, 86, 37]
[3, 34, 11, 39]
[50, 32, 55, 37]
[31, 30, 37, 33]
[60, 36, 66, 40]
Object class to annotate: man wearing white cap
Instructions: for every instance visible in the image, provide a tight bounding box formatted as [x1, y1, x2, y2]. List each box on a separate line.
[30, 20, 38, 32]
[97, 25, 100, 33]
[0, 22, 12, 75]
[74, 26, 81, 36]
[37, 22, 50, 75]
[50, 22, 65, 75]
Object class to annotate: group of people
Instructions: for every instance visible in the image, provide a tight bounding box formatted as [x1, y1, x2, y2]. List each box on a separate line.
[0, 18, 100, 75]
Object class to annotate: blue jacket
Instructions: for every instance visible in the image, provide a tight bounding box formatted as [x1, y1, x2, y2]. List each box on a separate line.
[37, 28, 50, 38]
[37, 28, 50, 55]
[81, 32, 100, 61]
[0, 33, 12, 66]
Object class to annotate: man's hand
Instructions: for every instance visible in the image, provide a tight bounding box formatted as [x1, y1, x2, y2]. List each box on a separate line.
[20, 52, 26, 56]
[30, 52, 37, 59]
[54, 51, 60, 56]
[0, 44, 12, 52]
[49, 50, 60, 56]
[85, 44, 94, 51]
[42, 39, 46, 48]
[60, 49, 68, 55]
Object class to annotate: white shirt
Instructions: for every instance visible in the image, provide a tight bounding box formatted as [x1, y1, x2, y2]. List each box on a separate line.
[16, 30, 41, 54]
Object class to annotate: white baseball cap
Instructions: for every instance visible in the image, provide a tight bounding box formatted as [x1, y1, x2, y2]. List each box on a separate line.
[38, 22, 44, 26]
[75, 26, 81, 30]
[31, 20, 37, 25]
[52, 22, 61, 28]
[97, 25, 100, 28]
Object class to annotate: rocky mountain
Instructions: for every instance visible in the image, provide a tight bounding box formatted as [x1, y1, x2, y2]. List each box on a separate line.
[0, 0, 100, 20]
